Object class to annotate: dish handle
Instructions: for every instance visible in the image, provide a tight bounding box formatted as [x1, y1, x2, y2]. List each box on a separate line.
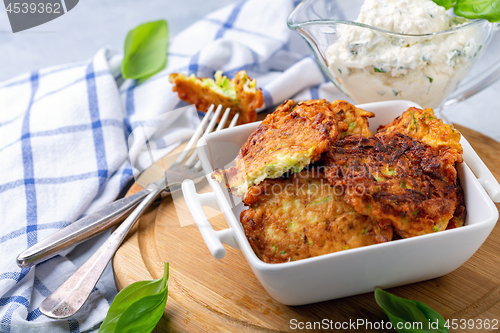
[182, 179, 239, 259]
[462, 138, 500, 203]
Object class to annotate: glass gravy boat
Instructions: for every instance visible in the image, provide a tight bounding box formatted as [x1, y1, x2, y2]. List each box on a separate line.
[288, 0, 500, 109]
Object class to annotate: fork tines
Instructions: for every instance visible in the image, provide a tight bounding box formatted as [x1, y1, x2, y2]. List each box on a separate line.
[173, 104, 239, 170]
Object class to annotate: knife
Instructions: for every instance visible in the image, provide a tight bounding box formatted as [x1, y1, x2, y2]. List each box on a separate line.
[16, 105, 202, 268]
[16, 159, 174, 268]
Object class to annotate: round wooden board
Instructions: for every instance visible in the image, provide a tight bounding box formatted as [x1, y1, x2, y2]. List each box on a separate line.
[113, 124, 500, 333]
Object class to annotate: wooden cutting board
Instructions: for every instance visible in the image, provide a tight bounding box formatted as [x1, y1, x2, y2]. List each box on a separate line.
[113, 124, 500, 333]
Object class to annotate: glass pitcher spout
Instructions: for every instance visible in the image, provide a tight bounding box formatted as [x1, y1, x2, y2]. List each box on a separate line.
[288, 0, 500, 110]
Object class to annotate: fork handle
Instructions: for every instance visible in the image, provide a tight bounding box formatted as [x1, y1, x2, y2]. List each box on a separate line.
[16, 187, 152, 268]
[39, 180, 167, 319]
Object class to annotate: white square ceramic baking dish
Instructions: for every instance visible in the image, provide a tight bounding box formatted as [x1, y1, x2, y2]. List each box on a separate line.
[182, 100, 500, 306]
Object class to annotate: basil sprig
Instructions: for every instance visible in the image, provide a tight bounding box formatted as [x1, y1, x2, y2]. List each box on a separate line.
[374, 288, 449, 333]
[122, 19, 169, 80]
[98, 262, 169, 333]
[432, 0, 500, 22]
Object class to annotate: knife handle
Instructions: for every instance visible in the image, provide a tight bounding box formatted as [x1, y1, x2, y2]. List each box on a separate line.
[40, 180, 167, 319]
[16, 187, 152, 268]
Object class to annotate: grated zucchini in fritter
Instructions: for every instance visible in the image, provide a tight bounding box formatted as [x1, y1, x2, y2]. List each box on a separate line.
[213, 99, 375, 196]
[322, 132, 462, 238]
[241, 169, 392, 263]
[377, 107, 463, 165]
[232, 101, 466, 263]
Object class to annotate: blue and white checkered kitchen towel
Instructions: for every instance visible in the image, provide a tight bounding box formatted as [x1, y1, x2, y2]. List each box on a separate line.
[0, 0, 347, 331]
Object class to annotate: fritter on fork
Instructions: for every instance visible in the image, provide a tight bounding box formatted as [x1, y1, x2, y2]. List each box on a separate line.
[241, 169, 393, 263]
[322, 132, 460, 238]
[169, 70, 263, 125]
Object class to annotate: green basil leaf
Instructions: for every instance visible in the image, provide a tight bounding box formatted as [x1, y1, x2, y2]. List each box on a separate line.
[374, 288, 449, 333]
[98, 262, 169, 333]
[114, 292, 168, 332]
[122, 19, 169, 80]
[431, 0, 453, 10]
[454, 0, 500, 22]
[431, 0, 500, 22]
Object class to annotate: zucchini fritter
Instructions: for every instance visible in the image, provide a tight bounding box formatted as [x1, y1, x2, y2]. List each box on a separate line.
[377, 107, 463, 164]
[169, 70, 263, 125]
[233, 102, 465, 263]
[213, 99, 375, 196]
[241, 169, 393, 263]
[214, 99, 341, 196]
[322, 132, 460, 238]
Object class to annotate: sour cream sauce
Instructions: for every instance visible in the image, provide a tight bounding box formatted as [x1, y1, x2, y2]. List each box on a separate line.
[326, 0, 481, 108]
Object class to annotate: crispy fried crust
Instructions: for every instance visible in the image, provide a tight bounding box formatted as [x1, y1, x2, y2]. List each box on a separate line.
[169, 71, 263, 125]
[331, 100, 374, 138]
[213, 99, 375, 196]
[322, 132, 460, 238]
[233, 102, 465, 263]
[377, 107, 463, 164]
[377, 107, 465, 230]
[214, 99, 341, 195]
[447, 176, 466, 230]
[240, 169, 393, 263]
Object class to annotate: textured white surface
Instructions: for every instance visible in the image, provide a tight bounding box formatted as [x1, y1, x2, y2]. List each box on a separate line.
[442, 33, 500, 141]
[356, 0, 452, 34]
[327, 0, 484, 108]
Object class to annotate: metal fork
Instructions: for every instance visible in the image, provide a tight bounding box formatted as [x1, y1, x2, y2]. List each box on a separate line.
[38, 105, 239, 319]
[17, 105, 238, 268]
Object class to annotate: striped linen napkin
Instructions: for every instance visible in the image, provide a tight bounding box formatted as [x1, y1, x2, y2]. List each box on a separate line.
[0, 0, 346, 331]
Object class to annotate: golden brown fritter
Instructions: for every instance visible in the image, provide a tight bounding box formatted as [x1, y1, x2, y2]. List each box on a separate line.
[240, 169, 393, 263]
[213, 99, 375, 196]
[213, 99, 341, 196]
[322, 132, 460, 238]
[331, 100, 374, 138]
[377, 107, 463, 165]
[169, 70, 263, 125]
